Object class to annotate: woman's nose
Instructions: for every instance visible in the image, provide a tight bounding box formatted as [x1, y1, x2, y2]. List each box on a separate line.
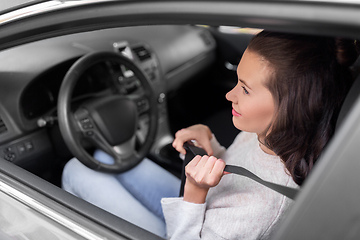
[226, 85, 237, 103]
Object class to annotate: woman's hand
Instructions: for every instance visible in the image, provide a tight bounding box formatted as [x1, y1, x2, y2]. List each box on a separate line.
[183, 155, 227, 204]
[172, 124, 213, 155]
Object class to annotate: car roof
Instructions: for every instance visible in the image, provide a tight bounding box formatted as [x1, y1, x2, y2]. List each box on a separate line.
[2, 0, 360, 25]
[1, 0, 360, 51]
[0, 0, 46, 14]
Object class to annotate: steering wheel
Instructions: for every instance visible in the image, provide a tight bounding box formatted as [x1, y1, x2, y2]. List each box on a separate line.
[58, 51, 158, 173]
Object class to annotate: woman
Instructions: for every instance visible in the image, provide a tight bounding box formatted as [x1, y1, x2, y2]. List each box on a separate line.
[62, 31, 357, 239]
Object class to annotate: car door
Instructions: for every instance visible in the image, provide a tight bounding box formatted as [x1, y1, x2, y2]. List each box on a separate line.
[0, 158, 163, 240]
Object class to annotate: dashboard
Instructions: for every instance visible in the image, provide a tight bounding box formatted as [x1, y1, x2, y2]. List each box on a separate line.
[0, 25, 216, 169]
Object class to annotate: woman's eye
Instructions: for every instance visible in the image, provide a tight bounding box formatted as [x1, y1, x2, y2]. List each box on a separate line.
[242, 86, 249, 95]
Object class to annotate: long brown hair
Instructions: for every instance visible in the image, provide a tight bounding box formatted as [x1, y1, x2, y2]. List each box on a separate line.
[247, 31, 357, 185]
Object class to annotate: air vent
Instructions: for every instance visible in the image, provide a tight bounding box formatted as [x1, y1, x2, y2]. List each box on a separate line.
[0, 117, 7, 134]
[132, 46, 151, 61]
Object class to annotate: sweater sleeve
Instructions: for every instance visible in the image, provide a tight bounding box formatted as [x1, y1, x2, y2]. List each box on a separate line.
[161, 197, 206, 240]
[162, 192, 294, 240]
[161, 135, 226, 239]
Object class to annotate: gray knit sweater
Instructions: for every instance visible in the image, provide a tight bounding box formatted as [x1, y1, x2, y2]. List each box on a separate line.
[161, 131, 298, 239]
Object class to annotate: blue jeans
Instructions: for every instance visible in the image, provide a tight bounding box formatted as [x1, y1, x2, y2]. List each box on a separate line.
[61, 150, 181, 238]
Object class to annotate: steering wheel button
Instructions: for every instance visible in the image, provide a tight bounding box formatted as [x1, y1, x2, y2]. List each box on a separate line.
[82, 123, 93, 129]
[24, 141, 34, 151]
[81, 118, 90, 123]
[4, 147, 12, 152]
[4, 153, 15, 161]
[17, 144, 26, 154]
[86, 131, 94, 136]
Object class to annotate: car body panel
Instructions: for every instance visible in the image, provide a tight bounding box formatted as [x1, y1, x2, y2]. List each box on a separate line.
[0, 157, 162, 239]
[0, 185, 94, 240]
[0, 1, 359, 239]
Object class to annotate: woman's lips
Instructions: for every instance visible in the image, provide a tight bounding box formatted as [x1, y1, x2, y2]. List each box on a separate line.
[232, 108, 241, 117]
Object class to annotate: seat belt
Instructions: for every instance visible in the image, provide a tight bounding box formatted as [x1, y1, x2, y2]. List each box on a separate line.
[179, 142, 299, 200]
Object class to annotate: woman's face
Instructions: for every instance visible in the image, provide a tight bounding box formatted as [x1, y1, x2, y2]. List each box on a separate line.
[226, 49, 275, 135]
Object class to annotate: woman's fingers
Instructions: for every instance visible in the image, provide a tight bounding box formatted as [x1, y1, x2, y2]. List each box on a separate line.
[200, 141, 214, 156]
[203, 156, 218, 174]
[186, 155, 202, 168]
[185, 155, 226, 189]
[172, 124, 214, 155]
[172, 138, 186, 155]
[172, 128, 192, 155]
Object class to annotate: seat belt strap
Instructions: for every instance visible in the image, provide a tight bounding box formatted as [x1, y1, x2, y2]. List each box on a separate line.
[224, 165, 298, 199]
[180, 142, 299, 200]
[179, 147, 194, 197]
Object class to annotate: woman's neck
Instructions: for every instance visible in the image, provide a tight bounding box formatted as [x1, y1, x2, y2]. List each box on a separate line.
[258, 135, 277, 156]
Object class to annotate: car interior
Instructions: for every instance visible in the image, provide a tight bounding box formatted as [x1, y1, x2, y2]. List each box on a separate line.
[0, 24, 246, 187]
[1, 3, 360, 238]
